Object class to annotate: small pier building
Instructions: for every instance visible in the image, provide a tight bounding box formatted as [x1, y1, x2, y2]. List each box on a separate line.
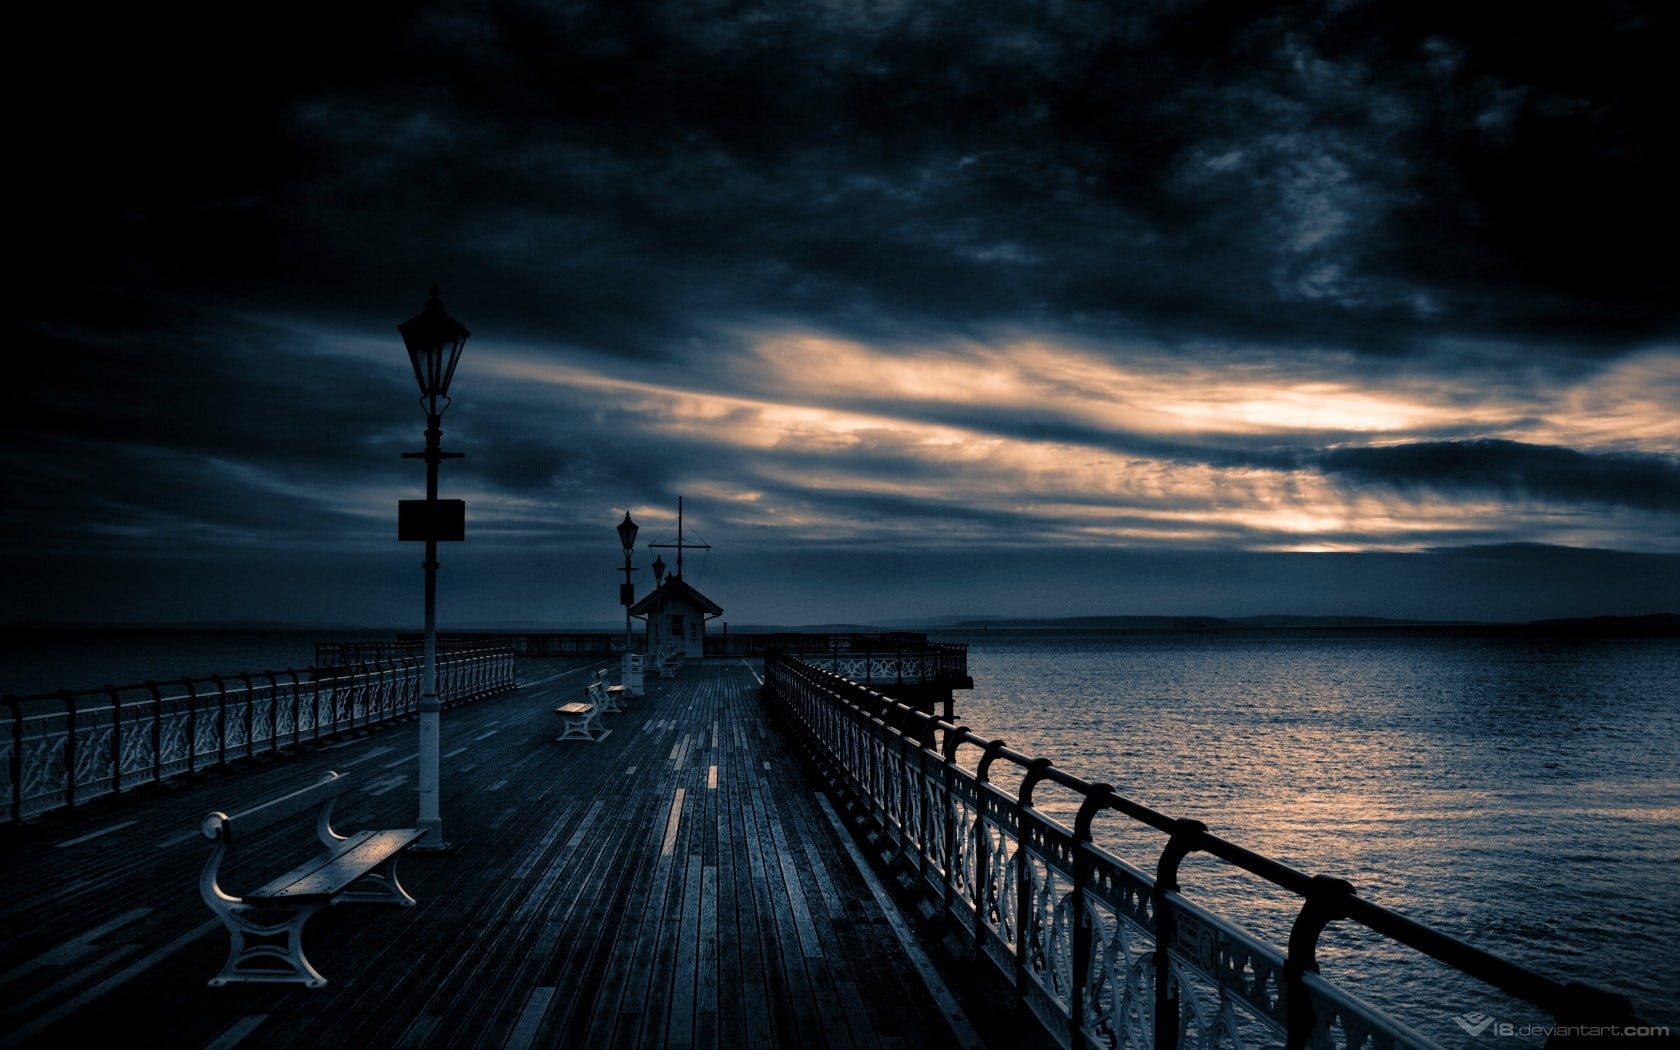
[630, 573, 723, 660]
[631, 498, 723, 660]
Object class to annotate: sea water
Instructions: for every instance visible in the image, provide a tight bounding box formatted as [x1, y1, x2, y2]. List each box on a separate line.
[930, 627, 1680, 1045]
[0, 626, 404, 698]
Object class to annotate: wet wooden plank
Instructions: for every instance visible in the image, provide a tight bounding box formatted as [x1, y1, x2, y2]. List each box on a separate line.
[1, 658, 992, 1050]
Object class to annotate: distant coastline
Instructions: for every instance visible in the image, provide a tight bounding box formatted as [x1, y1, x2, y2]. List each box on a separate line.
[932, 612, 1680, 635]
[5, 613, 1678, 635]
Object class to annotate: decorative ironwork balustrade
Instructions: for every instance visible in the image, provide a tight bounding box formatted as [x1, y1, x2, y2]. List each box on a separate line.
[779, 637, 971, 687]
[1, 646, 516, 826]
[762, 651, 1653, 1050]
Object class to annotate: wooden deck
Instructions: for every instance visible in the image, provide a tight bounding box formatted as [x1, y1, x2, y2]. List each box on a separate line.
[0, 659, 1053, 1050]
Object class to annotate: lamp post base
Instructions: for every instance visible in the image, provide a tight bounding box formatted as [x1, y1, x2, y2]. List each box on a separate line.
[416, 692, 453, 854]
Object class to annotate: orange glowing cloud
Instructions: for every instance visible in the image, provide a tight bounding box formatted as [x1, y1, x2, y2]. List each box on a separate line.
[468, 333, 1675, 553]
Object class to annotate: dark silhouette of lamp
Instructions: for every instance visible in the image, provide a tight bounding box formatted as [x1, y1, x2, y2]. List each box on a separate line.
[398, 283, 469, 854]
[617, 512, 639, 685]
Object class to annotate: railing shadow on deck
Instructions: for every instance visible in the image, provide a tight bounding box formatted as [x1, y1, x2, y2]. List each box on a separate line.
[762, 650, 1659, 1050]
[2, 646, 516, 826]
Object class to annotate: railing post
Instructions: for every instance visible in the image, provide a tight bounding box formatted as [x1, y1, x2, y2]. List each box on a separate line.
[106, 686, 123, 796]
[1153, 817, 1208, 1050]
[264, 671, 281, 752]
[974, 739, 1008, 954]
[241, 673, 256, 759]
[347, 664, 361, 730]
[1283, 875, 1356, 1050]
[373, 659, 389, 722]
[183, 678, 199, 774]
[1070, 784, 1116, 1048]
[59, 690, 77, 812]
[6, 696, 22, 825]
[326, 664, 341, 733]
[147, 682, 162, 784]
[909, 709, 935, 890]
[866, 690, 883, 815]
[305, 668, 323, 742]
[1016, 757, 1054, 992]
[941, 726, 969, 923]
[881, 703, 907, 856]
[212, 675, 229, 768]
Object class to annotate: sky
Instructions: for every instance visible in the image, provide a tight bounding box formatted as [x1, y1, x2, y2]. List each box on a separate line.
[10, 1, 1679, 630]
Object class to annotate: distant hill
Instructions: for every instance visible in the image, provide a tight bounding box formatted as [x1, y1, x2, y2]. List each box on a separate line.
[725, 623, 899, 634]
[948, 615, 1236, 629]
[942, 614, 1438, 630]
[928, 613, 1678, 633]
[1526, 613, 1680, 627]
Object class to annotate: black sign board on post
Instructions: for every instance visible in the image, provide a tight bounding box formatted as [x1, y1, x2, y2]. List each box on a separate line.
[399, 499, 466, 542]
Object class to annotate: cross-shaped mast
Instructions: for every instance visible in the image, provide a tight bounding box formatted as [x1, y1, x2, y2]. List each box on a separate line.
[648, 496, 710, 580]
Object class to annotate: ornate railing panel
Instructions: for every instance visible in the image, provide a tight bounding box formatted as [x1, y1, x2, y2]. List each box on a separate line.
[3, 646, 516, 826]
[762, 650, 1655, 1050]
[789, 639, 970, 687]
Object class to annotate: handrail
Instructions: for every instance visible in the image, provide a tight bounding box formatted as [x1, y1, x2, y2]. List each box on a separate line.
[0, 645, 517, 827]
[762, 649, 1655, 1050]
[779, 638, 971, 687]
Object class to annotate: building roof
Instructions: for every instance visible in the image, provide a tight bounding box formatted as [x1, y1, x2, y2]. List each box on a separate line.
[628, 576, 723, 618]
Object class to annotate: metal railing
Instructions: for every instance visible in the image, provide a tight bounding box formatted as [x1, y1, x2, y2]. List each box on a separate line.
[781, 637, 971, 687]
[2, 646, 516, 826]
[763, 651, 1652, 1050]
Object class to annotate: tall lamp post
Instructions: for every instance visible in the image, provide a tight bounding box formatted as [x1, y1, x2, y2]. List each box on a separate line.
[398, 284, 469, 853]
[616, 512, 640, 693]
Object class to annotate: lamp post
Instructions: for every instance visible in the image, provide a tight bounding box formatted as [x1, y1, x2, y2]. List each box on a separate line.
[398, 284, 468, 853]
[616, 512, 639, 692]
[650, 555, 668, 654]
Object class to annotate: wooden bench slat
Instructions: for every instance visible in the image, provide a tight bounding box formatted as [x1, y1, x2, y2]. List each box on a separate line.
[249, 828, 422, 901]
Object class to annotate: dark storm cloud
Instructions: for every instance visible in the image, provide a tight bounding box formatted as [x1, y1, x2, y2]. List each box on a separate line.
[1316, 439, 1680, 512]
[9, 310, 418, 552]
[26, 2, 1672, 356]
[18, 317, 408, 466]
[11, 1, 1677, 626]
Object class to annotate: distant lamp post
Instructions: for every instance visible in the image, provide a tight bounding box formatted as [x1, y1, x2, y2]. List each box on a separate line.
[617, 512, 640, 692]
[649, 554, 668, 656]
[398, 283, 469, 853]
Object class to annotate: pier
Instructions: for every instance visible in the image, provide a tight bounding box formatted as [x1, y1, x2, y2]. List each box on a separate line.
[1, 650, 1667, 1049]
[0, 658, 1041, 1050]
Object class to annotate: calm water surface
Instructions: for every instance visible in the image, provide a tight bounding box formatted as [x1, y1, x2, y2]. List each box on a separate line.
[0, 627, 401, 698]
[932, 628, 1680, 1046]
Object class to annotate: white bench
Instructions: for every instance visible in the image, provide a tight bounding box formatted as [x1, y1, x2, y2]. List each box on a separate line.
[652, 646, 684, 677]
[588, 669, 627, 713]
[556, 700, 607, 741]
[199, 771, 422, 987]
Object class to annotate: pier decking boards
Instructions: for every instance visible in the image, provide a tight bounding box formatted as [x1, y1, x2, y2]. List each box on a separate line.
[0, 660, 1044, 1050]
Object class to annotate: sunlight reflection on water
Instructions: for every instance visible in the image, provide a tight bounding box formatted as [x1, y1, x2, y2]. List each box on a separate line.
[935, 628, 1680, 1045]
